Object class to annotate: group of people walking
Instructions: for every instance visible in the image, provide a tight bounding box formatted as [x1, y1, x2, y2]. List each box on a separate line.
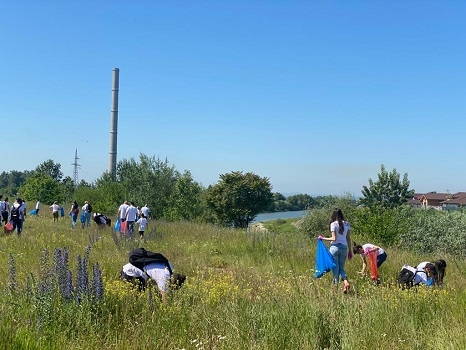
[318, 208, 446, 293]
[1, 196, 153, 236]
[116, 201, 151, 239]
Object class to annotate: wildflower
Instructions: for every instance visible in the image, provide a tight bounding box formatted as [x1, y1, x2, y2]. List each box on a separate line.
[91, 262, 104, 300]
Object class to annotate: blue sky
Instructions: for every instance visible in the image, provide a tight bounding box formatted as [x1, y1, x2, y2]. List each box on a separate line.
[2, 1, 465, 196]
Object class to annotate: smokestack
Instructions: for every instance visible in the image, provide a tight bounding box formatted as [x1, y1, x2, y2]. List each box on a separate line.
[108, 68, 119, 179]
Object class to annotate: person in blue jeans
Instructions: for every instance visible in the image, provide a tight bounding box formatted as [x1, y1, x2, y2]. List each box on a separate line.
[318, 208, 352, 293]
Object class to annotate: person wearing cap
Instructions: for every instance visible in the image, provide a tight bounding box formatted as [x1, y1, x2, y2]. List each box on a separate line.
[121, 263, 149, 291]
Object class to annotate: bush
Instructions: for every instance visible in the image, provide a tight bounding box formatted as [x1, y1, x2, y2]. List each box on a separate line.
[398, 209, 466, 256]
[351, 206, 414, 246]
[298, 193, 358, 237]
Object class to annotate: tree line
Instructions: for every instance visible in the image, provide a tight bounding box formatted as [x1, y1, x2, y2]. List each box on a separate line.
[1, 158, 415, 228]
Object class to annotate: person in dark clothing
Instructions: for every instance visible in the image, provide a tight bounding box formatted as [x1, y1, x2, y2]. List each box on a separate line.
[93, 213, 111, 227]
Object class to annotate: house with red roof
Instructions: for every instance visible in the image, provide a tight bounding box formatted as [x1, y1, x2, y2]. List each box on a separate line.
[418, 192, 451, 210]
[440, 192, 466, 210]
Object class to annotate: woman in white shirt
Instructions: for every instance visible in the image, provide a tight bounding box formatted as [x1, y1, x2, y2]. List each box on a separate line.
[318, 208, 352, 293]
[353, 243, 387, 278]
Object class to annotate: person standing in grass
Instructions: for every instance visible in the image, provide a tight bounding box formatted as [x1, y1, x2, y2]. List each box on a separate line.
[318, 208, 352, 293]
[125, 201, 139, 238]
[136, 214, 148, 239]
[1, 197, 9, 224]
[141, 204, 150, 220]
[353, 243, 387, 283]
[50, 201, 61, 222]
[81, 201, 92, 228]
[69, 200, 79, 228]
[10, 197, 26, 235]
[117, 200, 129, 224]
[35, 199, 40, 215]
[0, 195, 4, 226]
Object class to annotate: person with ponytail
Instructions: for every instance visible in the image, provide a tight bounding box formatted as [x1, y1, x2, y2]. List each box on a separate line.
[318, 208, 352, 293]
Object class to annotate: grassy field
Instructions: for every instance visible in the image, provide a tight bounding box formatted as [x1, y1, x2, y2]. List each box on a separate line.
[0, 214, 465, 350]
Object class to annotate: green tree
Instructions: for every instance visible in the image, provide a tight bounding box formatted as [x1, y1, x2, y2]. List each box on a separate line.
[33, 159, 63, 182]
[360, 164, 415, 209]
[61, 176, 76, 205]
[19, 173, 63, 205]
[115, 154, 181, 219]
[268, 192, 290, 212]
[205, 171, 273, 228]
[286, 194, 314, 210]
[299, 193, 358, 237]
[94, 172, 125, 214]
[166, 171, 205, 221]
[0, 170, 30, 196]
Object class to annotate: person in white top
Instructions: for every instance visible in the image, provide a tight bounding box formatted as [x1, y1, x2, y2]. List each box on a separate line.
[141, 204, 150, 219]
[415, 261, 437, 286]
[50, 201, 61, 222]
[123, 254, 186, 302]
[318, 208, 352, 293]
[117, 201, 129, 222]
[136, 214, 148, 239]
[35, 199, 40, 215]
[399, 263, 436, 288]
[353, 243, 388, 278]
[81, 201, 92, 228]
[125, 201, 139, 237]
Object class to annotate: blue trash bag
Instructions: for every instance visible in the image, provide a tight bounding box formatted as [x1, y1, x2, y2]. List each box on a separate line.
[60, 207, 65, 217]
[114, 219, 121, 232]
[80, 212, 86, 223]
[314, 239, 336, 278]
[29, 209, 37, 215]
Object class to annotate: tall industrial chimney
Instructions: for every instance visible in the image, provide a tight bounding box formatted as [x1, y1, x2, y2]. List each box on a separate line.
[108, 68, 119, 179]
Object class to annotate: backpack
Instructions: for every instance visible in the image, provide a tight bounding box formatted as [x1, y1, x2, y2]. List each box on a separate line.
[129, 248, 173, 275]
[10, 205, 21, 220]
[397, 266, 423, 289]
[87, 203, 92, 213]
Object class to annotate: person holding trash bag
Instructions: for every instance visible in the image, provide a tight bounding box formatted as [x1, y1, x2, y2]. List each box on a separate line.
[318, 208, 352, 293]
[314, 239, 336, 278]
[353, 242, 387, 285]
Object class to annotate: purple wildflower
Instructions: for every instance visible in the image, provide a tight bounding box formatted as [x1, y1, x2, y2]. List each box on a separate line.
[91, 262, 104, 300]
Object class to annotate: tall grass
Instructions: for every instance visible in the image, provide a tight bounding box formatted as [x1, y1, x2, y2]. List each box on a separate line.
[0, 213, 465, 349]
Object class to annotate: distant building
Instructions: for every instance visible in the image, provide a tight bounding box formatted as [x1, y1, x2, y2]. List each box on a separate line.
[440, 192, 466, 211]
[418, 192, 451, 210]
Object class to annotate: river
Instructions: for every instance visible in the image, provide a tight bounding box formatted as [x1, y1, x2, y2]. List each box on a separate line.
[252, 210, 307, 222]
